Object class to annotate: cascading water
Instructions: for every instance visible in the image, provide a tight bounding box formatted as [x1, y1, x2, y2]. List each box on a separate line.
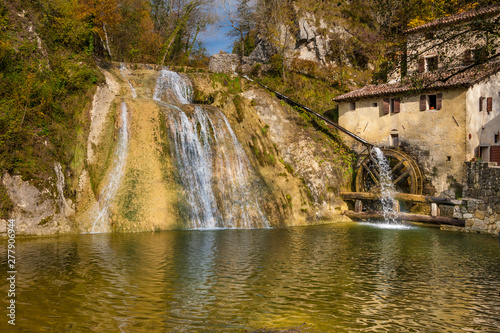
[85, 102, 129, 233]
[371, 147, 398, 224]
[120, 64, 137, 98]
[153, 69, 269, 229]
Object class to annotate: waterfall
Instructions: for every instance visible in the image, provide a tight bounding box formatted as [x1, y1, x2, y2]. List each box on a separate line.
[120, 64, 137, 98]
[153, 70, 192, 104]
[154, 69, 268, 229]
[85, 102, 129, 233]
[371, 147, 398, 224]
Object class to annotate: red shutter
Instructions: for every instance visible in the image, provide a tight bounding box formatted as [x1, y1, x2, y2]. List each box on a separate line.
[420, 95, 427, 111]
[383, 98, 390, 114]
[393, 98, 401, 113]
[487, 97, 492, 112]
[463, 49, 472, 65]
[436, 93, 442, 110]
[491, 146, 500, 165]
[479, 96, 484, 111]
[418, 58, 425, 73]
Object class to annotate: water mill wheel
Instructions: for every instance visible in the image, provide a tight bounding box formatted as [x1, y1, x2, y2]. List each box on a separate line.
[355, 148, 423, 195]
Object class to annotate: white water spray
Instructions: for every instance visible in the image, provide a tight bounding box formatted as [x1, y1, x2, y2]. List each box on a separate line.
[371, 147, 398, 224]
[153, 70, 192, 104]
[154, 69, 268, 229]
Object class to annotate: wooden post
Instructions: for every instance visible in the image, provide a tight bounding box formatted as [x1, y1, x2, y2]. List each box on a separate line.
[355, 200, 363, 213]
[431, 203, 439, 217]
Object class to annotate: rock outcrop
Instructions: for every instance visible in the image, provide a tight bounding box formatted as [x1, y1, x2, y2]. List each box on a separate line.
[0, 165, 75, 235]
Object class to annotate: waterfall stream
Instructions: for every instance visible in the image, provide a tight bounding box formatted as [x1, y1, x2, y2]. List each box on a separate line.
[154, 69, 269, 229]
[371, 147, 398, 224]
[120, 64, 137, 98]
[85, 102, 129, 233]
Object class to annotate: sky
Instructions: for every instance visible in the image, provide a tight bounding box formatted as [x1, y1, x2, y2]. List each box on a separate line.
[198, 0, 247, 56]
[200, 22, 234, 55]
[198, 16, 234, 55]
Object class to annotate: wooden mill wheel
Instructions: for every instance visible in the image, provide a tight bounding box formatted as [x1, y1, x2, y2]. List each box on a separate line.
[355, 148, 423, 195]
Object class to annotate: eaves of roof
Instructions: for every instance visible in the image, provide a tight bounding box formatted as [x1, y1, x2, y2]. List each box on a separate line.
[332, 61, 500, 102]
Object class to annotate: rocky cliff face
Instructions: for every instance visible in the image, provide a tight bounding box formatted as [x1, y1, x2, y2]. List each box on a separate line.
[246, 12, 352, 66]
[1, 167, 74, 235]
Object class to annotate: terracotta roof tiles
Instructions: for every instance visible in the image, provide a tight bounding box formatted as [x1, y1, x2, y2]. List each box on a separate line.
[333, 61, 500, 102]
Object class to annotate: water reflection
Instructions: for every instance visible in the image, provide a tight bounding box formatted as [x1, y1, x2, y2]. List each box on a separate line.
[1, 224, 499, 332]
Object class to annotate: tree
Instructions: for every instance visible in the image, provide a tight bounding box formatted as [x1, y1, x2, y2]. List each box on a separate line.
[223, 0, 254, 67]
[256, 0, 296, 81]
[78, 0, 122, 60]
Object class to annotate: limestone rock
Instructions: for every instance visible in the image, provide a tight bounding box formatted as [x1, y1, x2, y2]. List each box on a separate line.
[1, 168, 75, 236]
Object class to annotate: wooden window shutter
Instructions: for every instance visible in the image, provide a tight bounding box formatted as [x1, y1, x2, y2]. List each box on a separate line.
[463, 49, 472, 65]
[479, 96, 484, 111]
[487, 97, 492, 112]
[420, 95, 427, 111]
[418, 57, 425, 73]
[383, 98, 390, 114]
[436, 93, 442, 110]
[491, 146, 500, 165]
[393, 98, 401, 113]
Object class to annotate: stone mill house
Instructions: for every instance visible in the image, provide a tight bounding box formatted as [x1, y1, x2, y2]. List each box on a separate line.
[334, 4, 500, 235]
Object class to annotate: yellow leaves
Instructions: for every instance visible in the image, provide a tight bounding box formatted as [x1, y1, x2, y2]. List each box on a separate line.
[77, 0, 122, 34]
[407, 0, 481, 29]
[408, 18, 428, 28]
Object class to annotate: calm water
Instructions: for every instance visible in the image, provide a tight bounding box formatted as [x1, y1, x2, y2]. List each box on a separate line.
[1, 223, 500, 332]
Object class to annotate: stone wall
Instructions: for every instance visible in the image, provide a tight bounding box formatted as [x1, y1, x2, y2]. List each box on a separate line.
[208, 53, 255, 74]
[453, 161, 500, 235]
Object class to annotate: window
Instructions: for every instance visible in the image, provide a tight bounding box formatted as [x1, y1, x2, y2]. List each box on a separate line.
[495, 132, 500, 143]
[391, 134, 399, 147]
[426, 56, 438, 71]
[473, 46, 489, 64]
[479, 97, 492, 112]
[418, 55, 438, 73]
[428, 95, 437, 109]
[420, 93, 442, 111]
[350, 101, 356, 111]
[372, 102, 378, 107]
[383, 98, 400, 114]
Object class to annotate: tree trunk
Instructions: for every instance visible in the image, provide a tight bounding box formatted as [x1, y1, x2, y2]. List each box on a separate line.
[103, 23, 112, 60]
[179, 25, 200, 64]
[160, 3, 196, 66]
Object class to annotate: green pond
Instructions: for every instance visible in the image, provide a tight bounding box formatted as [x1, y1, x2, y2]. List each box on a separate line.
[2, 222, 500, 332]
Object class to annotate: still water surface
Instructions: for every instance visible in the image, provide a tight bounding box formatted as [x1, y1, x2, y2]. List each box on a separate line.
[2, 222, 500, 332]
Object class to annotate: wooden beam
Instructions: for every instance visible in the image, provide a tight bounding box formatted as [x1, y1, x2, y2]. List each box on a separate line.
[344, 210, 465, 227]
[340, 192, 463, 205]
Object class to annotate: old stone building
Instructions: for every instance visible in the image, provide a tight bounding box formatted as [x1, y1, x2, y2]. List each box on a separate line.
[334, 4, 500, 198]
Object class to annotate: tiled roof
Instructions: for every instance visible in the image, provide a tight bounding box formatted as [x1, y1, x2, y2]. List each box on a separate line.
[333, 61, 500, 102]
[405, 4, 500, 34]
